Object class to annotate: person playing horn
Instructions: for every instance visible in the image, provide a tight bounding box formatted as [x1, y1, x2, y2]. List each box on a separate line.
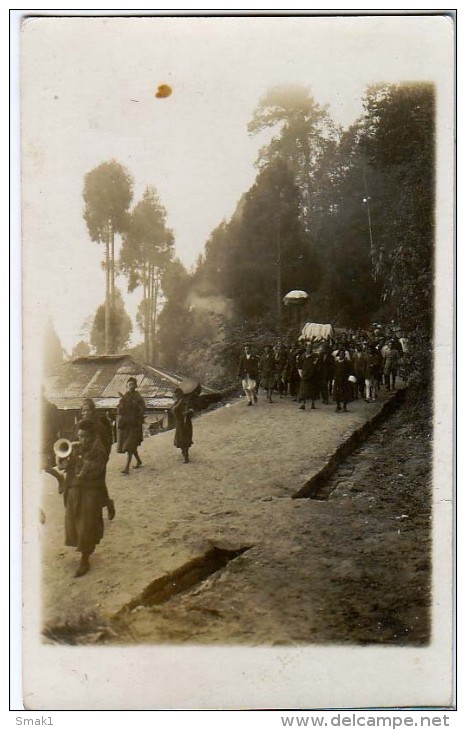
[56, 418, 107, 577]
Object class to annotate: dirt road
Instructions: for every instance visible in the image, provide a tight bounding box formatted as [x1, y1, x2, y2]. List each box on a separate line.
[40, 387, 431, 646]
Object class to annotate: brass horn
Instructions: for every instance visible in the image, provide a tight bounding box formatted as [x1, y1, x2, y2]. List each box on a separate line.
[53, 438, 79, 460]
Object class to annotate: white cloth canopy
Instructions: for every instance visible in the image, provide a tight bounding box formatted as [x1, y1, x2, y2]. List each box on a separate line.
[301, 323, 334, 341]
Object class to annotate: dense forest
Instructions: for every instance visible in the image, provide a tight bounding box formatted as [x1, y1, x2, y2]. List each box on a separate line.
[73, 82, 434, 388]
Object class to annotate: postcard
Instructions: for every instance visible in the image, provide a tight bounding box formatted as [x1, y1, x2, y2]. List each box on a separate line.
[16, 12, 455, 712]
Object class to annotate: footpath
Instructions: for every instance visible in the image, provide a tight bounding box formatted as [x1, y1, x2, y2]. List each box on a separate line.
[40, 387, 407, 638]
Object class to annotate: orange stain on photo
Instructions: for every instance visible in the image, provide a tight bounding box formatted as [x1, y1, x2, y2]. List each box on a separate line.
[155, 84, 172, 99]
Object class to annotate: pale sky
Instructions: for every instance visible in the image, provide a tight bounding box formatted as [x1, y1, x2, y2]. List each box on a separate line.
[20, 15, 453, 352]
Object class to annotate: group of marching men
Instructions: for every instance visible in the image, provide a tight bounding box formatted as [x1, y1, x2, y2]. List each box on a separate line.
[237, 324, 408, 412]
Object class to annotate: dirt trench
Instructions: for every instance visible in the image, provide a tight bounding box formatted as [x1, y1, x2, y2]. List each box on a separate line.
[43, 397, 432, 647]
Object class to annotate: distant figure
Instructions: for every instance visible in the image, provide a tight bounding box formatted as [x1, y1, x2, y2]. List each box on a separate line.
[237, 344, 259, 406]
[373, 338, 385, 389]
[352, 343, 366, 400]
[333, 349, 353, 412]
[297, 342, 322, 410]
[397, 331, 409, 380]
[259, 345, 276, 403]
[57, 418, 107, 578]
[172, 388, 194, 463]
[273, 342, 288, 397]
[364, 345, 381, 402]
[117, 377, 145, 475]
[80, 398, 115, 520]
[319, 342, 335, 405]
[286, 344, 302, 401]
[383, 340, 400, 391]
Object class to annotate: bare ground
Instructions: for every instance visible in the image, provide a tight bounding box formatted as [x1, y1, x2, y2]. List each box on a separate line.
[40, 389, 432, 647]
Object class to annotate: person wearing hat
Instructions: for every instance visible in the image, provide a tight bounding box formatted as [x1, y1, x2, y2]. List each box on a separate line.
[117, 377, 145, 474]
[172, 387, 194, 462]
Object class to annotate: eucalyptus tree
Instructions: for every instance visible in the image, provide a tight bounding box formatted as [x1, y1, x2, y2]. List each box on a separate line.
[83, 159, 133, 353]
[120, 186, 174, 363]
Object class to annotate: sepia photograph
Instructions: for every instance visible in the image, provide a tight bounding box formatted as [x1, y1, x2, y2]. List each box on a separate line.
[17, 11, 455, 711]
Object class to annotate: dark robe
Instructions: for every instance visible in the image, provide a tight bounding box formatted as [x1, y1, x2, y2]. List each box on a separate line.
[117, 390, 145, 453]
[78, 413, 113, 505]
[172, 397, 194, 450]
[333, 358, 352, 404]
[63, 437, 107, 555]
[259, 352, 276, 389]
[274, 347, 288, 393]
[297, 352, 322, 401]
[320, 351, 335, 402]
[286, 348, 303, 398]
[363, 352, 382, 381]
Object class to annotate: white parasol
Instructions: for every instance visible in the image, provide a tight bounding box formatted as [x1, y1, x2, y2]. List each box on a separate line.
[283, 290, 309, 306]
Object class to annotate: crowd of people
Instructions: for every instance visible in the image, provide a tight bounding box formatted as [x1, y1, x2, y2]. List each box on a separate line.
[237, 323, 409, 412]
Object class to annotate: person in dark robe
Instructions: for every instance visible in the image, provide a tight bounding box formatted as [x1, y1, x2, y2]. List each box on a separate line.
[259, 345, 276, 403]
[297, 342, 322, 410]
[352, 343, 367, 400]
[117, 377, 145, 474]
[80, 399, 115, 520]
[58, 419, 107, 577]
[286, 343, 304, 401]
[333, 349, 353, 412]
[273, 342, 289, 397]
[172, 388, 194, 463]
[374, 338, 385, 389]
[319, 342, 335, 405]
